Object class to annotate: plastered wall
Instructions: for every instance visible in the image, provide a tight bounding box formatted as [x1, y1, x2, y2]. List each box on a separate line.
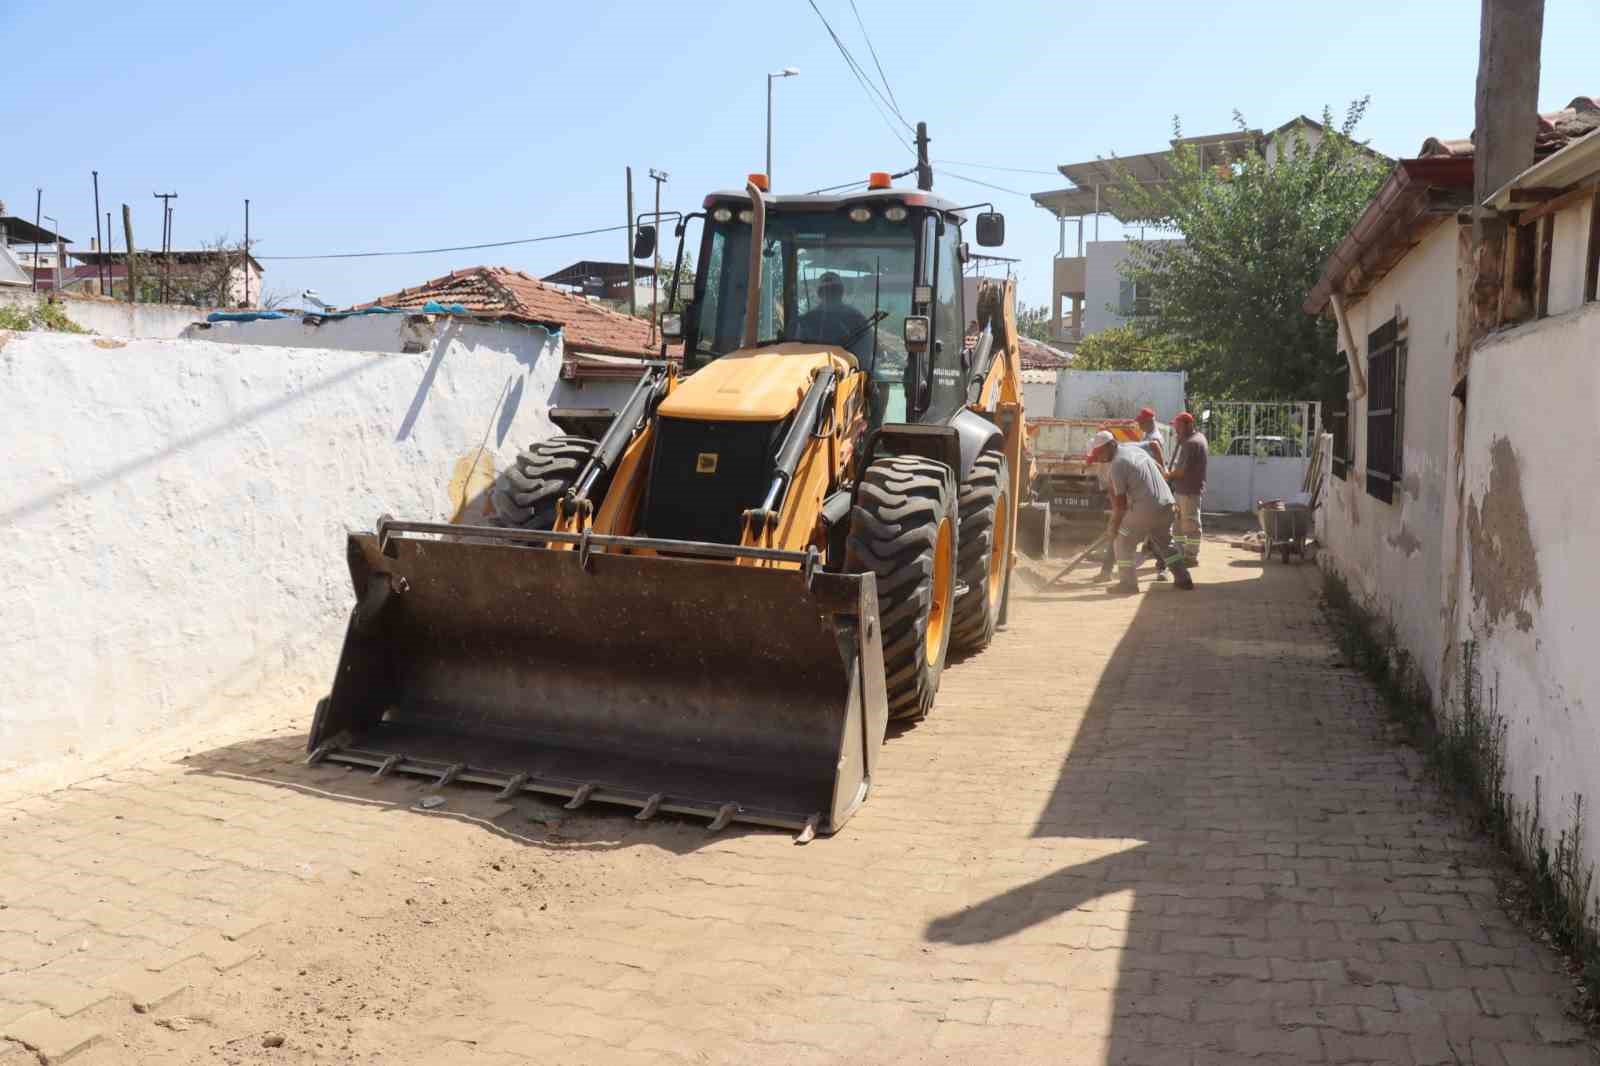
[1459, 303, 1600, 871]
[0, 324, 558, 780]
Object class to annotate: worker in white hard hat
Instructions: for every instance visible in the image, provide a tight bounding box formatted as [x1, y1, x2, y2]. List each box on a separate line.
[1084, 429, 1193, 593]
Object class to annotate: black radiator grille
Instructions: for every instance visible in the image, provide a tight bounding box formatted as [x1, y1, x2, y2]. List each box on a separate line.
[645, 417, 785, 544]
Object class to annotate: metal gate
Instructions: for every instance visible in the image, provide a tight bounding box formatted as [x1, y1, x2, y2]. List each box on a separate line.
[1191, 401, 1321, 512]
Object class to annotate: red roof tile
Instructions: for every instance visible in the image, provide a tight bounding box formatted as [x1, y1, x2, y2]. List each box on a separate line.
[1018, 336, 1072, 370]
[365, 266, 667, 358]
[1418, 96, 1600, 160]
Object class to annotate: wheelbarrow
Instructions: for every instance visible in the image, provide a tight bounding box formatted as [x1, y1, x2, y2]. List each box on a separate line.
[1256, 501, 1311, 564]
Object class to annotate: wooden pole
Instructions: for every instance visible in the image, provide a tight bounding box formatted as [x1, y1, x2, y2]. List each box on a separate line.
[625, 167, 636, 317]
[243, 199, 251, 308]
[122, 204, 136, 303]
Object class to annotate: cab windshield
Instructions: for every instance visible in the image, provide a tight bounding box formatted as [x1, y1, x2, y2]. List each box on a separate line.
[690, 207, 916, 419]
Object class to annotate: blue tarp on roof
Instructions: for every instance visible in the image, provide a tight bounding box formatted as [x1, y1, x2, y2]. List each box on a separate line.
[208, 301, 469, 324]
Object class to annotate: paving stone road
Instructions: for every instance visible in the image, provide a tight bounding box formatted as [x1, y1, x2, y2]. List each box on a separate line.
[1, 540, 1595, 1064]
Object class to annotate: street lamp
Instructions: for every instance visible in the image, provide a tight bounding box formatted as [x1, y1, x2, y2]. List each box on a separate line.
[766, 67, 799, 184]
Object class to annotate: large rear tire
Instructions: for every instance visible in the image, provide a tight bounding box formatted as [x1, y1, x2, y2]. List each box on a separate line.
[952, 449, 1011, 654]
[845, 455, 958, 722]
[491, 435, 603, 529]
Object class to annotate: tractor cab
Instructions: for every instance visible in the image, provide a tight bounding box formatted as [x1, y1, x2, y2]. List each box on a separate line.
[645, 176, 1004, 429]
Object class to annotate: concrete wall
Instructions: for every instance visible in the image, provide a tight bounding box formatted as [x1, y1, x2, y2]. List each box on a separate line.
[1319, 220, 1459, 703]
[0, 288, 212, 338]
[1457, 302, 1600, 876]
[0, 325, 559, 781]
[1082, 240, 1137, 335]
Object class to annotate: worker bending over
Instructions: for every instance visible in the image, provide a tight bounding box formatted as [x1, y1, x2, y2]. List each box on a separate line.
[1085, 429, 1193, 593]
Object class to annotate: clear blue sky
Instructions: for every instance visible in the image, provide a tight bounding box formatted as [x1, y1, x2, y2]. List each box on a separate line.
[5, 1, 1596, 312]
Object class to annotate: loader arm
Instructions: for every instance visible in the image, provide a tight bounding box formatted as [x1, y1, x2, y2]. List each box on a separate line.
[972, 277, 1027, 624]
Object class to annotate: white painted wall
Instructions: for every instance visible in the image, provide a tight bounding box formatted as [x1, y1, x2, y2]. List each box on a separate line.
[191, 313, 638, 416]
[1319, 220, 1459, 703]
[1207, 456, 1309, 513]
[0, 327, 559, 782]
[1082, 240, 1137, 335]
[0, 289, 212, 338]
[1080, 239, 1183, 336]
[1458, 302, 1600, 877]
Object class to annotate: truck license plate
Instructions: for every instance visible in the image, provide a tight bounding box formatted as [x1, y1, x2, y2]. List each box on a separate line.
[1053, 496, 1093, 509]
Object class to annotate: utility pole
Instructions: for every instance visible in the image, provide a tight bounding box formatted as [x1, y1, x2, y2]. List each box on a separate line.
[243, 199, 251, 307]
[648, 168, 668, 344]
[105, 212, 113, 296]
[31, 188, 41, 293]
[92, 171, 104, 296]
[153, 191, 177, 302]
[915, 121, 933, 192]
[625, 166, 636, 317]
[121, 204, 136, 304]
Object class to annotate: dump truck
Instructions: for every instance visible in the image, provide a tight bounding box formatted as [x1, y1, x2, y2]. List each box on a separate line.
[307, 161, 1026, 838]
[1027, 417, 1172, 525]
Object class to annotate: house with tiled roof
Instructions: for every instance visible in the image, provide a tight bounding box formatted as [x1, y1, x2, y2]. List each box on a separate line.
[1305, 94, 1600, 882]
[366, 266, 666, 360]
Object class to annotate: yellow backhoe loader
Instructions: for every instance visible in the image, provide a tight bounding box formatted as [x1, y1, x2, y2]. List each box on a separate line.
[307, 161, 1026, 838]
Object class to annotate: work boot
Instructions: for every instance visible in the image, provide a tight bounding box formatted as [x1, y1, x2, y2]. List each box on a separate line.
[1108, 577, 1140, 595]
[1154, 570, 1170, 582]
[1092, 563, 1115, 583]
[1173, 565, 1195, 591]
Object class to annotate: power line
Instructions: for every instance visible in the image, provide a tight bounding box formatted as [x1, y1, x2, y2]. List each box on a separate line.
[255, 222, 639, 262]
[933, 168, 1033, 199]
[804, 0, 913, 138]
[847, 0, 901, 120]
[933, 158, 1062, 177]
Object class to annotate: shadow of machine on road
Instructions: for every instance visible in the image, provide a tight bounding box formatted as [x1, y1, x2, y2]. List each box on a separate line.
[180, 731, 764, 857]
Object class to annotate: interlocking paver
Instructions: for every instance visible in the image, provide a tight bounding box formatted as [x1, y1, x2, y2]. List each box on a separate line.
[2, 1009, 101, 1064]
[5, 537, 1596, 1062]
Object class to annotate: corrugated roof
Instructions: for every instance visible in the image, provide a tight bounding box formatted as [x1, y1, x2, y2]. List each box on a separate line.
[365, 267, 665, 358]
[1418, 96, 1600, 159]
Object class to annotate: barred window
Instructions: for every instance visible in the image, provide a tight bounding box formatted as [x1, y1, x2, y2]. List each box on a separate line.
[1365, 318, 1405, 503]
[1328, 358, 1351, 480]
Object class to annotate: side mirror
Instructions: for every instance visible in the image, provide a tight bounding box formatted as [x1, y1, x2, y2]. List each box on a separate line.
[975, 211, 1005, 247]
[632, 225, 657, 260]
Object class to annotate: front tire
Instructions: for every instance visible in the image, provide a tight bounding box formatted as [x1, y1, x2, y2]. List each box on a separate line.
[951, 449, 1011, 654]
[491, 435, 603, 529]
[845, 455, 958, 722]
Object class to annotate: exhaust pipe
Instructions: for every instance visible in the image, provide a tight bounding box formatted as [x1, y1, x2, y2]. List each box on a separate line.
[742, 178, 767, 349]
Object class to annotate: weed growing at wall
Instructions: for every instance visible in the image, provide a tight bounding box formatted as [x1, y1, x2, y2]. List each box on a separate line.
[1321, 568, 1600, 1022]
[0, 299, 86, 333]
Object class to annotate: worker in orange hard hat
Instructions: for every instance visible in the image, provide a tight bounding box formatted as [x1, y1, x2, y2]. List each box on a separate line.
[1165, 412, 1208, 567]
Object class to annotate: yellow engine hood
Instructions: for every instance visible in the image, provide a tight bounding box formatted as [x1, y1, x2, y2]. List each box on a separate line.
[658, 344, 854, 422]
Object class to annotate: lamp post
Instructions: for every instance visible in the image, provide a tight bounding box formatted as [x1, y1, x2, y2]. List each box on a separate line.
[766, 67, 799, 184]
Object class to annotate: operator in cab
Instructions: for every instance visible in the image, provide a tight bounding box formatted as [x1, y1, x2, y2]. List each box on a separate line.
[794, 272, 870, 357]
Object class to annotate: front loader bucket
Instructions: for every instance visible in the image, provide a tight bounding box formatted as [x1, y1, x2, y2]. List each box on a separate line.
[307, 527, 888, 837]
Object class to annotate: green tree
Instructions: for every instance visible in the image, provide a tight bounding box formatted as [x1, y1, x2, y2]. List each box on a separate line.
[1113, 101, 1388, 399]
[1016, 303, 1053, 343]
[1072, 324, 1189, 373]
